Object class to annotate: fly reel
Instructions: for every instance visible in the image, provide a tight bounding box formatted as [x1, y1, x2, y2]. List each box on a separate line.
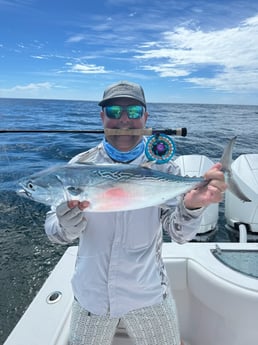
[145, 133, 176, 164]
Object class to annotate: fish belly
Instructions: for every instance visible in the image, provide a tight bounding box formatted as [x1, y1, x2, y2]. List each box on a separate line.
[85, 180, 196, 212]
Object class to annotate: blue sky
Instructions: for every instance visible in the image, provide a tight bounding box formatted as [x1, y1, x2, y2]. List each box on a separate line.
[1, 0, 258, 105]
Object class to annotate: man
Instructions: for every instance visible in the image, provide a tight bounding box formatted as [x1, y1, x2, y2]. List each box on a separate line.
[45, 81, 226, 345]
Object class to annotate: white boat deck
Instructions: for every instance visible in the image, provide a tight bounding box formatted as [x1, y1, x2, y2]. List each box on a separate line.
[4, 242, 258, 345]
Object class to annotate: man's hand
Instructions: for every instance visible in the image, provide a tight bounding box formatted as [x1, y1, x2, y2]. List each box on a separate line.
[56, 200, 89, 237]
[183, 163, 227, 210]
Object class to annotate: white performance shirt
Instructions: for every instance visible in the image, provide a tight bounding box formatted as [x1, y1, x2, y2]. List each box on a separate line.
[45, 141, 203, 317]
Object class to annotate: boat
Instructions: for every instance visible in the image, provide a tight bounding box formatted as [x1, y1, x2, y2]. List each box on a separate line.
[3, 243, 258, 345]
[4, 153, 258, 345]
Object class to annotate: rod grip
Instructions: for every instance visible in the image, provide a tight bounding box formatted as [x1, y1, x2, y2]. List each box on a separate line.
[104, 128, 187, 136]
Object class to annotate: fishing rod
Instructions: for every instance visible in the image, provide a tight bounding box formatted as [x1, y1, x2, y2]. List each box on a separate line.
[0, 127, 187, 136]
[0, 127, 187, 164]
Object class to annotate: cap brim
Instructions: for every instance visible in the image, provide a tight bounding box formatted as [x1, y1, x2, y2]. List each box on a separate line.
[99, 96, 146, 107]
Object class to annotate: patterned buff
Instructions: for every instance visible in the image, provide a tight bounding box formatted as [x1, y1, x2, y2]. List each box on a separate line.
[103, 138, 145, 163]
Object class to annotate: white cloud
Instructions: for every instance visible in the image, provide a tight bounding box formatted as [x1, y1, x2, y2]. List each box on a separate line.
[0, 82, 60, 98]
[69, 63, 109, 74]
[0, 81, 73, 99]
[66, 34, 86, 43]
[135, 13, 258, 92]
[0, 82, 53, 92]
[188, 66, 258, 92]
[142, 64, 190, 77]
[31, 55, 46, 60]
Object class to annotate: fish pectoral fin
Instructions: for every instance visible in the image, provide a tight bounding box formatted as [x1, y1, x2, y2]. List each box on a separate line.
[141, 160, 157, 169]
[54, 174, 72, 202]
[76, 162, 95, 166]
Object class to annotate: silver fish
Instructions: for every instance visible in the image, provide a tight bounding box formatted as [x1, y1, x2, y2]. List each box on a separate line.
[17, 137, 250, 212]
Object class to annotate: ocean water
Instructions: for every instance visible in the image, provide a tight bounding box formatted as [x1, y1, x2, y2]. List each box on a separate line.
[0, 98, 257, 343]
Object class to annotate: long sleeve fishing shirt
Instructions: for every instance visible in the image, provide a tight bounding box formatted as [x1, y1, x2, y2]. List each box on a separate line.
[45, 140, 204, 317]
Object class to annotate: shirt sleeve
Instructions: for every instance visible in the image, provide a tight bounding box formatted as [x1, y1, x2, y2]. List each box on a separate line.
[159, 159, 205, 243]
[161, 195, 204, 243]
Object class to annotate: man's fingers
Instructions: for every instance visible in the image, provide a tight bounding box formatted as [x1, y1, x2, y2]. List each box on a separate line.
[68, 200, 80, 209]
[56, 201, 72, 216]
[57, 200, 90, 214]
[78, 201, 90, 210]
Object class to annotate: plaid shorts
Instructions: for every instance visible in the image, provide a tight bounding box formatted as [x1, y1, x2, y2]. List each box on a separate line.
[69, 295, 181, 345]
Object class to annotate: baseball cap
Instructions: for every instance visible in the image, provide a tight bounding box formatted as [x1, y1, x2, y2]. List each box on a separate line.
[98, 81, 146, 108]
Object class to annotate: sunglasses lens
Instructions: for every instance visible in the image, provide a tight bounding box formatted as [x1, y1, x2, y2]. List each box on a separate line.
[105, 105, 144, 119]
[127, 105, 143, 119]
[105, 106, 122, 119]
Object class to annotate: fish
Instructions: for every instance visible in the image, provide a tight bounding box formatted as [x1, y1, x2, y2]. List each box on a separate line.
[17, 137, 251, 212]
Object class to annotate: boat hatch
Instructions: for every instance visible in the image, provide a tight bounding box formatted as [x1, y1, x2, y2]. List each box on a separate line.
[211, 248, 258, 279]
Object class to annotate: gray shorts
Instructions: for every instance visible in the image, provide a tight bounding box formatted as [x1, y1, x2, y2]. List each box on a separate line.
[69, 295, 180, 345]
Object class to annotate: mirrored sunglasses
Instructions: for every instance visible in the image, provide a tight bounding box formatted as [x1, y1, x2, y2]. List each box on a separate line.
[104, 105, 144, 119]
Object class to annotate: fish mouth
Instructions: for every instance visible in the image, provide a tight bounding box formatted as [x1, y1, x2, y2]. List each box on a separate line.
[17, 187, 32, 199]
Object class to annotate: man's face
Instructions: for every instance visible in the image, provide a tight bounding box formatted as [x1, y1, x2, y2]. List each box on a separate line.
[100, 97, 148, 152]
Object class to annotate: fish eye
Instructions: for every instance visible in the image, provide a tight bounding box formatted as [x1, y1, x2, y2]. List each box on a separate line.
[26, 181, 35, 190]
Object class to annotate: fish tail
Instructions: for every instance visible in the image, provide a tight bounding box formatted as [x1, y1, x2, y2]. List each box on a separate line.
[220, 137, 251, 202]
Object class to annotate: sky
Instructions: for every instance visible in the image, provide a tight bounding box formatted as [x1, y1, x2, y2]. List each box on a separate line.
[1, 0, 258, 105]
